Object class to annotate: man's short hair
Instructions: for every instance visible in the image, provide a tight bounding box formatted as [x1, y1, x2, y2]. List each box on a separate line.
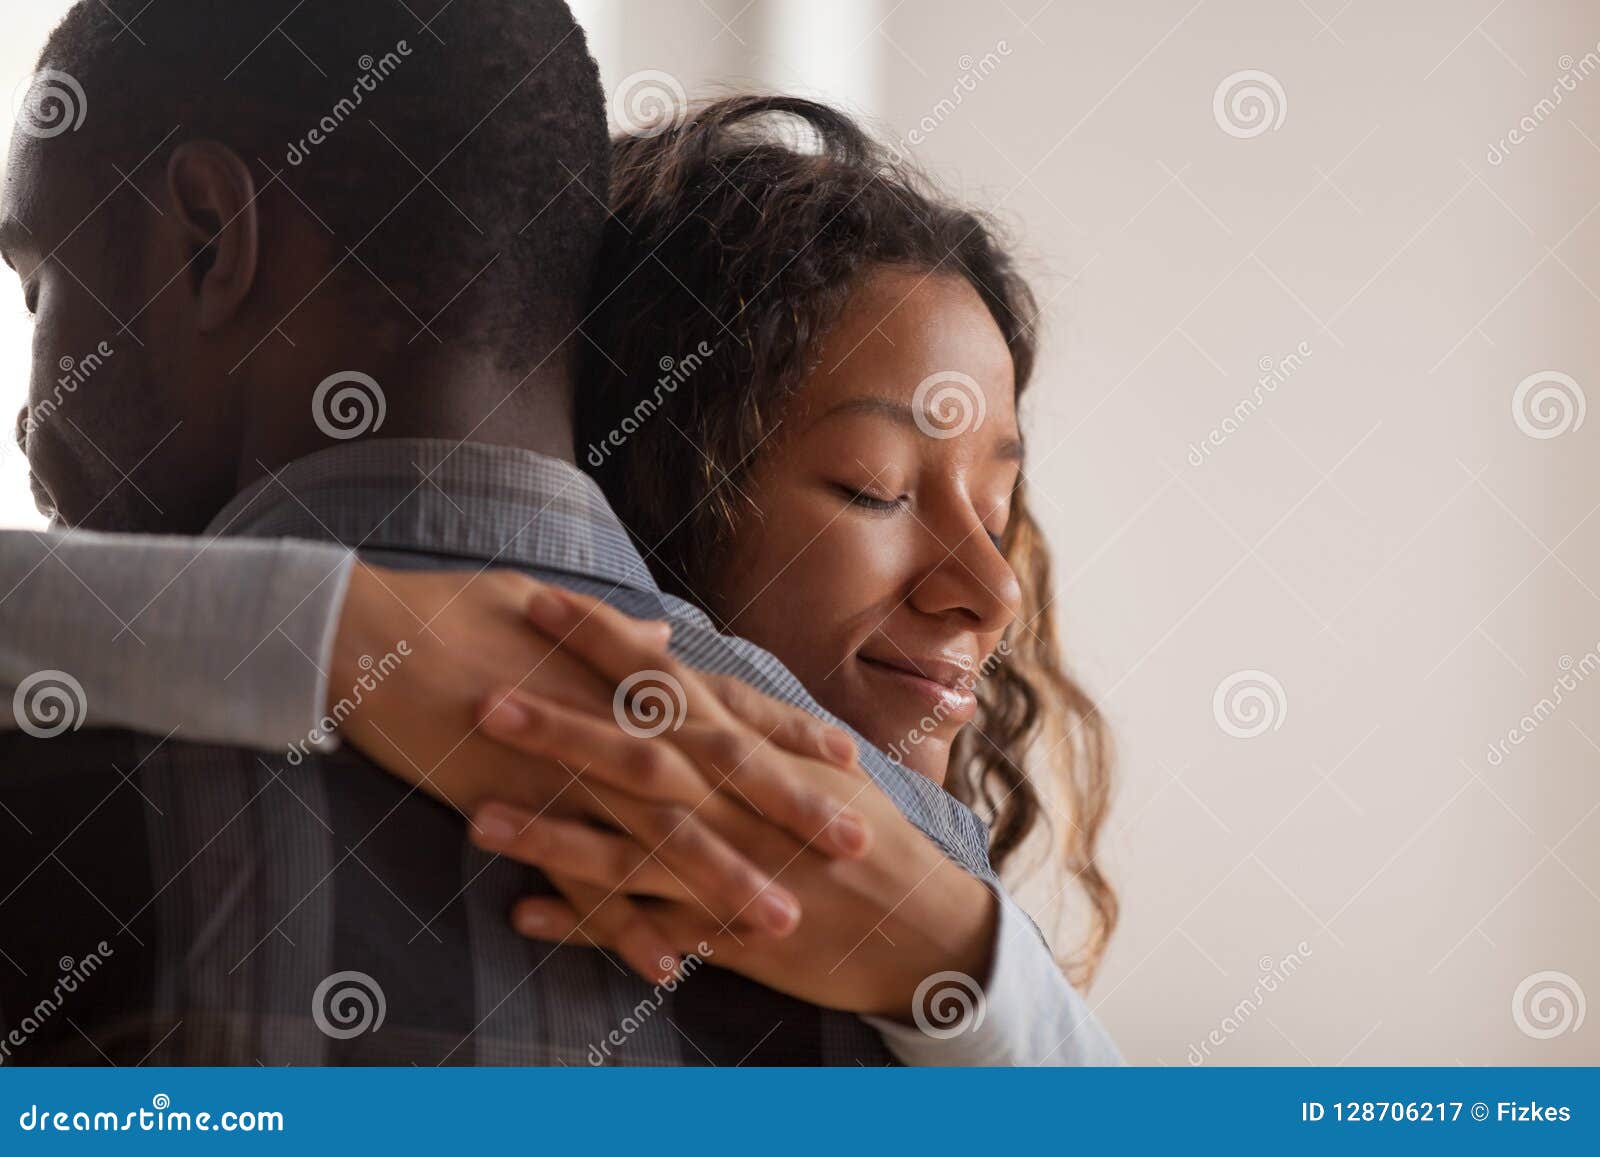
[38, 0, 609, 371]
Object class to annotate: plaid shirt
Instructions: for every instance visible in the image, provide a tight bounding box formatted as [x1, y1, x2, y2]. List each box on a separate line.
[0, 439, 998, 1066]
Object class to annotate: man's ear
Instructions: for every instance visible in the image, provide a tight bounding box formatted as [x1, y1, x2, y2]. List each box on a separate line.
[164, 141, 260, 333]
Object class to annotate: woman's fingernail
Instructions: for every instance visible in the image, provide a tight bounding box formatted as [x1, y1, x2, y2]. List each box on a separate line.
[482, 697, 529, 732]
[755, 887, 800, 934]
[475, 803, 528, 844]
[830, 810, 869, 855]
[515, 906, 551, 936]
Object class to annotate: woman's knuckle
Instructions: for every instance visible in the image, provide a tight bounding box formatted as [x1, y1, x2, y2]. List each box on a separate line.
[641, 803, 689, 842]
[709, 731, 749, 774]
[661, 816, 713, 859]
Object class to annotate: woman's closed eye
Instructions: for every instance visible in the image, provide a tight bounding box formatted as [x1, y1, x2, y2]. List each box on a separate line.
[834, 482, 906, 514]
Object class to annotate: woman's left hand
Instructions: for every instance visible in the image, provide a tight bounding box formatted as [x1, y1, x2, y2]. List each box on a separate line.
[471, 709, 1000, 1023]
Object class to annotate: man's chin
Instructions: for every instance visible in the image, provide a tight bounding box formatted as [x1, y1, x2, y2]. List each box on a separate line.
[26, 469, 60, 523]
[27, 433, 116, 529]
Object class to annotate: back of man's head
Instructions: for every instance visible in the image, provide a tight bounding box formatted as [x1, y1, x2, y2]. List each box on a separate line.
[4, 1, 607, 531]
[40, 0, 608, 367]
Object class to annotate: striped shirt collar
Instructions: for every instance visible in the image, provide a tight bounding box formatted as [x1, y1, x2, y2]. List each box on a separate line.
[206, 438, 658, 591]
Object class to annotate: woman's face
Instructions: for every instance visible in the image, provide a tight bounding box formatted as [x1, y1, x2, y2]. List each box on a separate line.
[709, 266, 1024, 784]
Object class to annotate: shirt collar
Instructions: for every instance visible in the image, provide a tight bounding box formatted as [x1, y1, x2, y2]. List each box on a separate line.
[206, 438, 658, 591]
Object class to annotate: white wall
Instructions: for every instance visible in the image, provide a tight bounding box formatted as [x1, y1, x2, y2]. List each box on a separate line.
[0, 1, 74, 528]
[3, 0, 1595, 1064]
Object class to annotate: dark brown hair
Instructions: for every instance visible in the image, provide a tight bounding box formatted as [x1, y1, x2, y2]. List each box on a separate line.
[42, 0, 609, 370]
[577, 95, 1116, 982]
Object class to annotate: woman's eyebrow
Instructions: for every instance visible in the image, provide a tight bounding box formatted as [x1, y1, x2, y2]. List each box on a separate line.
[813, 394, 1026, 461]
[813, 395, 921, 427]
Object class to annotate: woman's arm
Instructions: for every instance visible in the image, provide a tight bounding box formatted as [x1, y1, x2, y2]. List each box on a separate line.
[861, 894, 1125, 1066]
[0, 528, 352, 748]
[0, 532, 870, 978]
[464, 587, 1124, 1065]
[478, 750, 1124, 1065]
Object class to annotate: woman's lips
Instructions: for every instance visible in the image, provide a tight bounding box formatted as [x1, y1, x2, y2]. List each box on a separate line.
[855, 653, 979, 725]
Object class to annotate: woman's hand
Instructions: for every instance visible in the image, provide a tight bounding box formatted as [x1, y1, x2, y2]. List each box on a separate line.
[325, 563, 874, 981]
[475, 751, 999, 1020]
[462, 592, 1001, 1019]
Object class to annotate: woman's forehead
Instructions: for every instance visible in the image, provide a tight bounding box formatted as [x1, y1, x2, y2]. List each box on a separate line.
[802, 268, 1018, 426]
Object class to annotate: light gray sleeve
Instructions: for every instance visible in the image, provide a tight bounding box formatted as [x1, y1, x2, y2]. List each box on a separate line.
[0, 528, 354, 751]
[862, 890, 1125, 1066]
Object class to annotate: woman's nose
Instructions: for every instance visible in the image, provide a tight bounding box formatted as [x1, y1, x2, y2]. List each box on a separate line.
[909, 520, 1022, 634]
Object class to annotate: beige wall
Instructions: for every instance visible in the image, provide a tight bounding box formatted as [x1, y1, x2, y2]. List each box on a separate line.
[573, 0, 1600, 1065]
[4, 1, 1596, 1063]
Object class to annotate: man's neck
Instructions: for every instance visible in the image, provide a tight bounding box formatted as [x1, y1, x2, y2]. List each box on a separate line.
[232, 361, 577, 498]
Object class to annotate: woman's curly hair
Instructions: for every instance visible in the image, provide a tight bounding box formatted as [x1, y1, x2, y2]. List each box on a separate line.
[576, 95, 1116, 983]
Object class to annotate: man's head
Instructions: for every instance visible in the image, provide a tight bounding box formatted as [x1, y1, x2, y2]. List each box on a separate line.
[1, 0, 608, 531]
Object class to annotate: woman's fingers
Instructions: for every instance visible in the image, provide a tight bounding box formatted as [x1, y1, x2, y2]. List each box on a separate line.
[477, 687, 705, 804]
[509, 896, 587, 944]
[673, 721, 872, 860]
[552, 878, 683, 984]
[510, 892, 733, 979]
[529, 585, 859, 781]
[699, 671, 861, 770]
[472, 806, 691, 900]
[522, 584, 677, 688]
[478, 683, 872, 860]
[473, 797, 801, 937]
[469, 804, 683, 979]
